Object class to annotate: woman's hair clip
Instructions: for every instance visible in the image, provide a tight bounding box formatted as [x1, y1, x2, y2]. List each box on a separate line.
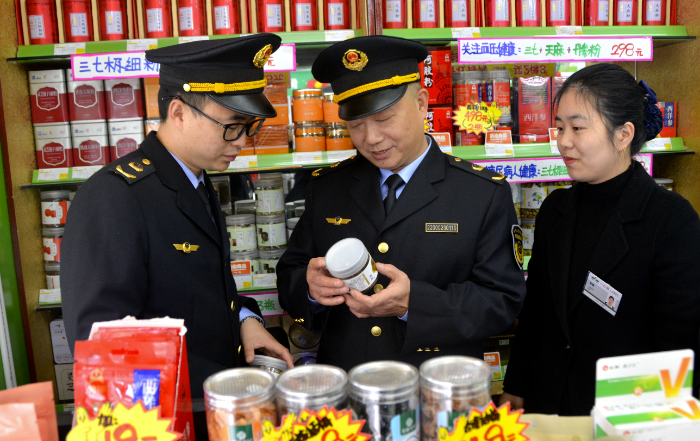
[638, 80, 658, 105]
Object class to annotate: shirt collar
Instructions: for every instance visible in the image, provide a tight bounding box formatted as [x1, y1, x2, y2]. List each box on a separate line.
[168, 150, 204, 189]
[379, 136, 432, 187]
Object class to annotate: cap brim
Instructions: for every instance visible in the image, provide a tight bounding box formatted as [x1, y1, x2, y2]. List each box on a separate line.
[339, 85, 408, 121]
[207, 93, 277, 119]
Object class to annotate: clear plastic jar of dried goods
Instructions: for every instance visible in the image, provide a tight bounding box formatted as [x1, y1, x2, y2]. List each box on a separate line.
[496, 113, 513, 130]
[204, 368, 278, 441]
[419, 356, 491, 441]
[292, 89, 324, 123]
[325, 238, 378, 294]
[349, 361, 420, 441]
[285, 202, 295, 220]
[654, 178, 673, 191]
[259, 248, 285, 274]
[520, 183, 546, 218]
[235, 200, 256, 215]
[41, 190, 70, 227]
[256, 214, 287, 249]
[453, 71, 483, 107]
[43, 227, 64, 262]
[250, 355, 289, 378]
[254, 177, 285, 215]
[294, 122, 326, 152]
[325, 124, 354, 151]
[231, 249, 260, 290]
[275, 364, 348, 417]
[45, 262, 60, 289]
[294, 206, 305, 217]
[545, 180, 572, 196]
[226, 214, 257, 252]
[484, 70, 511, 116]
[521, 218, 535, 256]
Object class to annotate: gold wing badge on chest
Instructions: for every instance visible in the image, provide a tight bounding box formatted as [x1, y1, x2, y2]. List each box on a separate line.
[174, 242, 200, 253]
[327, 217, 351, 226]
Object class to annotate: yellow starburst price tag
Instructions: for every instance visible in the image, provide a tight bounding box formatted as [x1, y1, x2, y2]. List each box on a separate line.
[452, 103, 502, 135]
[67, 403, 181, 441]
[262, 407, 371, 441]
[438, 402, 529, 441]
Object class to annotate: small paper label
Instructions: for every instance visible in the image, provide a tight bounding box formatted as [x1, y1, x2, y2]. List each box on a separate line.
[146, 8, 164, 32]
[555, 26, 583, 35]
[37, 168, 69, 182]
[295, 3, 313, 26]
[439, 146, 453, 155]
[178, 36, 209, 44]
[451, 0, 469, 23]
[327, 3, 345, 26]
[548, 128, 559, 154]
[267, 4, 283, 27]
[327, 149, 356, 163]
[29, 15, 46, 39]
[179, 6, 194, 31]
[385, 0, 402, 22]
[293, 152, 323, 165]
[451, 27, 480, 38]
[645, 137, 672, 151]
[253, 273, 277, 289]
[39, 289, 61, 304]
[105, 10, 123, 35]
[485, 131, 514, 157]
[484, 351, 503, 380]
[54, 43, 86, 55]
[214, 5, 231, 29]
[325, 30, 355, 41]
[127, 39, 158, 51]
[228, 155, 259, 169]
[72, 165, 102, 180]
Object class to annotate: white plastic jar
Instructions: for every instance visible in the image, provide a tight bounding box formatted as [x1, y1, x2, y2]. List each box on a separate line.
[254, 176, 285, 215]
[325, 238, 378, 294]
[256, 214, 287, 250]
[226, 214, 257, 252]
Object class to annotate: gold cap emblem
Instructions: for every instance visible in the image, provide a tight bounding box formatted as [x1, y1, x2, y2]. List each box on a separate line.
[253, 44, 273, 68]
[343, 49, 368, 71]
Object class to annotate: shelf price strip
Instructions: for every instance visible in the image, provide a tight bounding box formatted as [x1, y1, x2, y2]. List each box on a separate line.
[457, 36, 653, 64]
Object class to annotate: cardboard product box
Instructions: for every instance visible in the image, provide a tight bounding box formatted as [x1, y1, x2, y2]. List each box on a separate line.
[108, 119, 144, 160]
[426, 106, 454, 138]
[67, 69, 107, 122]
[143, 77, 161, 118]
[34, 122, 70, 139]
[255, 125, 289, 150]
[36, 137, 74, 169]
[516, 76, 551, 136]
[54, 364, 74, 401]
[29, 70, 70, 124]
[264, 103, 290, 126]
[105, 78, 144, 120]
[655, 102, 677, 138]
[72, 122, 110, 166]
[419, 47, 452, 105]
[264, 83, 288, 104]
[50, 319, 74, 364]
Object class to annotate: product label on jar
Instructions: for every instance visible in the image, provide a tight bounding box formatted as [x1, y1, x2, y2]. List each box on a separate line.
[42, 201, 69, 225]
[227, 421, 264, 441]
[546, 183, 571, 195]
[343, 257, 378, 292]
[420, 0, 435, 22]
[227, 225, 258, 251]
[105, 10, 123, 34]
[328, 3, 344, 26]
[550, 0, 565, 21]
[146, 8, 164, 32]
[295, 3, 312, 26]
[70, 13, 89, 37]
[29, 15, 45, 39]
[617, 0, 633, 22]
[521, 0, 537, 21]
[386, 0, 402, 22]
[522, 185, 546, 209]
[111, 83, 135, 106]
[522, 227, 534, 250]
[73, 84, 97, 108]
[115, 137, 139, 158]
[484, 81, 510, 107]
[36, 86, 60, 111]
[259, 258, 278, 274]
[42, 142, 67, 166]
[43, 237, 61, 262]
[179, 7, 194, 31]
[79, 139, 103, 163]
[257, 223, 287, 247]
[598, 0, 609, 22]
[646, 0, 662, 21]
[454, 83, 482, 106]
[452, 0, 468, 21]
[231, 260, 257, 290]
[495, 0, 509, 21]
[267, 4, 283, 28]
[214, 6, 230, 29]
[255, 188, 285, 214]
[390, 408, 419, 441]
[46, 274, 60, 290]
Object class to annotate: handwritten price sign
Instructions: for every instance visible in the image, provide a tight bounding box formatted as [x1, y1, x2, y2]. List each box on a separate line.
[67, 403, 181, 441]
[439, 402, 529, 441]
[452, 103, 502, 134]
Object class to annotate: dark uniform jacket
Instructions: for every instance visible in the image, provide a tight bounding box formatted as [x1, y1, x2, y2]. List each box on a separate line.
[504, 162, 700, 415]
[62, 132, 261, 396]
[277, 138, 526, 371]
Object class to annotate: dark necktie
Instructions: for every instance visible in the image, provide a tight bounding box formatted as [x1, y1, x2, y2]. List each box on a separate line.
[196, 182, 213, 219]
[384, 174, 405, 216]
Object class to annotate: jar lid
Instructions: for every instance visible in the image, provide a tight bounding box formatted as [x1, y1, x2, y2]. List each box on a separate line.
[293, 89, 323, 97]
[463, 70, 483, 79]
[235, 200, 256, 207]
[295, 121, 325, 128]
[498, 114, 512, 124]
[259, 248, 286, 259]
[520, 218, 536, 226]
[226, 214, 255, 226]
[294, 207, 305, 216]
[69, 192, 76, 201]
[325, 238, 368, 279]
[254, 177, 283, 188]
[42, 227, 65, 235]
[263, 172, 283, 179]
[40, 190, 69, 199]
[287, 217, 300, 229]
[44, 262, 60, 271]
[327, 127, 349, 137]
[204, 368, 276, 409]
[419, 356, 491, 397]
[285, 202, 295, 209]
[232, 249, 260, 260]
[323, 93, 335, 102]
[349, 361, 418, 404]
[275, 364, 348, 408]
[256, 213, 286, 223]
[654, 178, 673, 184]
[251, 355, 289, 373]
[487, 70, 511, 79]
[293, 200, 305, 208]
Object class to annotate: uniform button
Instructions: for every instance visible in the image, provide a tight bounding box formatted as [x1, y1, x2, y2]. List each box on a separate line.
[371, 326, 382, 337]
[434, 348, 440, 351]
[373, 284, 384, 293]
[565, 344, 571, 349]
[378, 242, 389, 253]
[230, 301, 235, 311]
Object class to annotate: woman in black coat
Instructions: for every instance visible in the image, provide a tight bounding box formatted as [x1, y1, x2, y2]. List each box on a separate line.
[500, 63, 700, 416]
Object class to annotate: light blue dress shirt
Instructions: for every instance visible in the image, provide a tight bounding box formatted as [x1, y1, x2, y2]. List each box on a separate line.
[168, 151, 260, 323]
[309, 136, 434, 321]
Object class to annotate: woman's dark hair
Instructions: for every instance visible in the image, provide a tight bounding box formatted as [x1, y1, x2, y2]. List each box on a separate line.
[555, 63, 663, 155]
[157, 86, 208, 120]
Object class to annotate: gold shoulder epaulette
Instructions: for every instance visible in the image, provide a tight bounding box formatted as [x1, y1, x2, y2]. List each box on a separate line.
[312, 154, 358, 178]
[109, 158, 155, 184]
[447, 156, 506, 185]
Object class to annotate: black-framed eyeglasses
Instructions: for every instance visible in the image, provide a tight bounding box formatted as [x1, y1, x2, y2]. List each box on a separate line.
[166, 96, 265, 141]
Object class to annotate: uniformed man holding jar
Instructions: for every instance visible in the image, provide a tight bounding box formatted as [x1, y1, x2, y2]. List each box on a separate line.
[277, 36, 527, 371]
